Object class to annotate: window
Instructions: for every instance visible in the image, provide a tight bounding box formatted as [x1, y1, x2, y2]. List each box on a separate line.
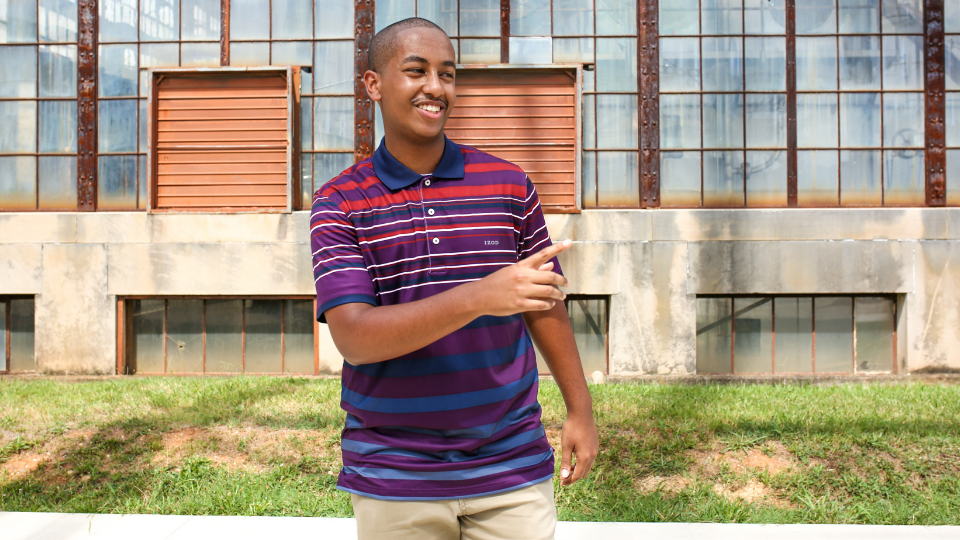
[376, 0, 499, 62]
[696, 295, 896, 374]
[123, 298, 317, 374]
[1, 297, 36, 373]
[536, 295, 608, 375]
[947, 2, 959, 203]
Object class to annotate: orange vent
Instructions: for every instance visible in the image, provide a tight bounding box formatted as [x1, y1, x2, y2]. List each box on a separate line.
[445, 69, 580, 213]
[152, 70, 296, 212]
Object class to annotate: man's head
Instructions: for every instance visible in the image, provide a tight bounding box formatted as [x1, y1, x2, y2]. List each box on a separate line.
[363, 18, 457, 147]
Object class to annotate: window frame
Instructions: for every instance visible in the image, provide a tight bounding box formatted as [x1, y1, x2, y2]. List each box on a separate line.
[0, 295, 36, 374]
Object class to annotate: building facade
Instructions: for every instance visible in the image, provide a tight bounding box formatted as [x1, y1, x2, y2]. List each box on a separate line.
[1, 0, 959, 376]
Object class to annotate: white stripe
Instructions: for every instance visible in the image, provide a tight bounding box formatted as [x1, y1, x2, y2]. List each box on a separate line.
[313, 254, 364, 270]
[347, 195, 526, 218]
[347, 200, 421, 217]
[359, 225, 516, 246]
[312, 243, 355, 256]
[373, 261, 511, 282]
[314, 266, 369, 283]
[310, 221, 355, 233]
[354, 211, 514, 233]
[310, 208, 347, 220]
[378, 277, 481, 296]
[519, 234, 550, 256]
[366, 249, 515, 270]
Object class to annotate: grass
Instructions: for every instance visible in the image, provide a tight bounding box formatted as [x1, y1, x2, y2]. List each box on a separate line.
[1, 376, 958, 524]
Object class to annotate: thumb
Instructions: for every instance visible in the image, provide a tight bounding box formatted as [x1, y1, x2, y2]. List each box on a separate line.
[560, 441, 573, 485]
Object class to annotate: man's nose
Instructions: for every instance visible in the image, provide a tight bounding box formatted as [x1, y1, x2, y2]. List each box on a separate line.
[422, 71, 443, 97]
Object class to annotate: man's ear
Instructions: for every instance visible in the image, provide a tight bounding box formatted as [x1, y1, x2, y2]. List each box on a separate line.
[362, 70, 382, 102]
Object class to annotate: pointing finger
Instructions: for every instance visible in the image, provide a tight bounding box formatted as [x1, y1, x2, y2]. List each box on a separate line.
[524, 239, 572, 267]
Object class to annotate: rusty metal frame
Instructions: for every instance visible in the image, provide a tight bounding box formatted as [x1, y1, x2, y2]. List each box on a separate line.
[639, 0, 660, 207]
[786, 0, 798, 207]
[77, 0, 99, 211]
[500, 0, 510, 63]
[220, 0, 231, 66]
[355, 0, 375, 162]
[3, 300, 10, 373]
[925, 0, 947, 205]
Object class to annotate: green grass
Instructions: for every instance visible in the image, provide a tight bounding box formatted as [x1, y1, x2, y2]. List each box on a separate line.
[1, 376, 958, 523]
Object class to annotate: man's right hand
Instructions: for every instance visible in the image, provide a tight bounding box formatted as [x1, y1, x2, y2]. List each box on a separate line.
[470, 239, 573, 317]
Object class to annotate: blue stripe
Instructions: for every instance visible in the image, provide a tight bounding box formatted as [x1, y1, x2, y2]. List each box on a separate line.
[317, 294, 377, 323]
[342, 368, 538, 414]
[344, 401, 541, 439]
[337, 475, 554, 502]
[341, 450, 553, 481]
[341, 426, 546, 462]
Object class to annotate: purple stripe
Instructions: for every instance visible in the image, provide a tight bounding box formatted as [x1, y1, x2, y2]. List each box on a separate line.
[342, 438, 551, 472]
[337, 464, 555, 501]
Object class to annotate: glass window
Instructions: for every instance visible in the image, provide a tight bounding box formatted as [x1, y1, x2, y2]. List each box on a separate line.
[314, 41, 353, 94]
[98, 99, 138, 152]
[510, 36, 552, 63]
[230, 0, 269, 39]
[0, 157, 38, 210]
[797, 37, 837, 91]
[230, 42, 269, 66]
[9, 299, 36, 372]
[564, 297, 608, 374]
[418, 0, 458, 36]
[838, 0, 879, 33]
[1, 0, 38, 43]
[660, 94, 700, 149]
[881, 35, 923, 91]
[206, 299, 242, 373]
[745, 150, 787, 206]
[660, 0, 698, 36]
[166, 299, 204, 373]
[596, 38, 636, 91]
[272, 40, 312, 67]
[132, 299, 165, 374]
[38, 44, 76, 97]
[39, 101, 77, 152]
[317, 0, 354, 38]
[596, 0, 635, 35]
[284, 299, 315, 374]
[376, 0, 415, 32]
[596, 151, 639, 205]
[140, 0, 179, 41]
[272, 0, 312, 40]
[98, 154, 138, 209]
[555, 0, 594, 35]
[883, 149, 923, 205]
[774, 297, 813, 372]
[814, 297, 853, 372]
[660, 151, 701, 206]
[100, 0, 139, 42]
[703, 150, 744, 206]
[39, 0, 79, 42]
[840, 149, 882, 205]
[244, 299, 282, 373]
[798, 93, 838, 148]
[0, 46, 38, 98]
[798, 150, 839, 206]
[180, 42, 219, 66]
[460, 0, 500, 36]
[512, 0, 551, 36]
[702, 0, 741, 35]
[99, 43, 138, 97]
[696, 297, 732, 373]
[733, 297, 773, 373]
[553, 37, 594, 63]
[460, 39, 499, 62]
[744, 0, 785, 34]
[0, 101, 37, 152]
[314, 97, 354, 151]
[596, 94, 637, 148]
[181, 0, 220, 41]
[659, 38, 700, 92]
[38, 155, 77, 209]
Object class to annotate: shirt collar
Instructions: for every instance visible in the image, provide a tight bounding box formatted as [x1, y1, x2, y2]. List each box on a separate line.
[372, 135, 465, 190]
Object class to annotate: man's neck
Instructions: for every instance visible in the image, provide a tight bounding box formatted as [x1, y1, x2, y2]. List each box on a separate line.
[382, 133, 446, 175]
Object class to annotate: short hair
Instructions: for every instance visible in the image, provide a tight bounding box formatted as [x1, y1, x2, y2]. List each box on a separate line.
[368, 17, 448, 73]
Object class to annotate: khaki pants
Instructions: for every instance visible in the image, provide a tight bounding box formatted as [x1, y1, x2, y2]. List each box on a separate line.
[351, 480, 557, 540]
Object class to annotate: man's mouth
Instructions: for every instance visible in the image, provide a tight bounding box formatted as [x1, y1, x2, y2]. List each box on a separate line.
[415, 102, 444, 114]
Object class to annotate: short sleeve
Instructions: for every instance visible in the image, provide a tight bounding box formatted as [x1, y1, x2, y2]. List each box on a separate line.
[311, 192, 378, 322]
[517, 176, 562, 275]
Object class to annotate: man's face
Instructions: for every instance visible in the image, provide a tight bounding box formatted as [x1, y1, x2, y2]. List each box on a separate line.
[367, 27, 457, 144]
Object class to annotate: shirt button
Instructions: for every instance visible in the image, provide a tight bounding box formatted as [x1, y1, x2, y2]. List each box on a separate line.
[427, 208, 435, 216]
[424, 179, 431, 186]
[432, 237, 440, 245]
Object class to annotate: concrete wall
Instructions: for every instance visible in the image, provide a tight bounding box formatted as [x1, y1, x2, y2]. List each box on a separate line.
[1, 208, 959, 375]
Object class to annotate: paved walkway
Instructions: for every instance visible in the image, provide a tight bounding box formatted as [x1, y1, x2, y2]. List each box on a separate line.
[2, 512, 960, 540]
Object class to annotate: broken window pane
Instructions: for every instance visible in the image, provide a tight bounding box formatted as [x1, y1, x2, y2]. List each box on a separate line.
[855, 297, 894, 372]
[568, 297, 608, 374]
[167, 299, 203, 373]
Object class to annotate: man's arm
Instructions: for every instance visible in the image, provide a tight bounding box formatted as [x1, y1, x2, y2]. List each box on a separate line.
[325, 240, 573, 365]
[524, 302, 599, 486]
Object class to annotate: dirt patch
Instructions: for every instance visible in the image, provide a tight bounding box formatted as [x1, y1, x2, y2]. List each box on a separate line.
[692, 440, 799, 477]
[636, 474, 691, 494]
[1, 450, 51, 481]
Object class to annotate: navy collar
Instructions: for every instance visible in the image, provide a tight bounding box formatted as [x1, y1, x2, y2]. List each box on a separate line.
[372, 135, 465, 190]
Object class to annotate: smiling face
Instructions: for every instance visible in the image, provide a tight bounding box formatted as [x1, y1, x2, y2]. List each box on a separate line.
[364, 27, 457, 147]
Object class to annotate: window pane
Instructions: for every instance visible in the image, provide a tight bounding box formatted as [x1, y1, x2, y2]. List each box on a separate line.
[98, 98, 137, 152]
[596, 151, 639, 205]
[206, 299, 242, 373]
[284, 299, 315, 374]
[659, 37, 699, 92]
[553, 38, 594, 63]
[744, 0, 785, 35]
[377, 0, 415, 32]
[0, 101, 37, 152]
[798, 150, 839, 205]
[230, 0, 269, 39]
[301, 97, 312, 152]
[460, 39, 499, 62]
[948, 1, 959, 33]
[948, 36, 960, 91]
[882, 35, 922, 91]
[0, 0, 38, 42]
[314, 153, 354, 186]
[880, 0, 921, 33]
[139, 98, 147, 151]
[660, 0, 698, 35]
[245, 299, 282, 373]
[512, 0, 550, 36]
[39, 100, 77, 153]
[418, 0, 458, 36]
[797, 37, 837, 91]
[317, 0, 354, 38]
[301, 153, 312, 205]
[596, 0, 636, 34]
[703, 93, 744, 148]
[510, 36, 552, 63]
[798, 93, 838, 148]
[99, 0, 138, 42]
[97, 154, 137, 210]
[883, 149, 923, 205]
[948, 92, 959, 146]
[37, 156, 77, 209]
[704, 150, 744, 206]
[139, 42, 179, 95]
[746, 93, 786, 149]
[583, 94, 595, 148]
[660, 94, 700, 149]
[597, 94, 637, 148]
[99, 43, 138, 97]
[839, 36, 880, 90]
[272, 40, 312, 69]
[229, 41, 269, 66]
[0, 46, 37, 97]
[461, 0, 499, 36]
[0, 157, 37, 210]
[697, 297, 732, 373]
[746, 150, 787, 206]
[855, 297, 894, 372]
[733, 297, 772, 373]
[181, 0, 219, 40]
[814, 297, 853, 372]
[140, 0, 178, 41]
[315, 41, 354, 94]
[0, 301, 5, 371]
[840, 92, 881, 147]
[568, 298, 607, 374]
[181, 42, 218, 67]
[745, 37, 785, 91]
[582, 151, 597, 206]
[596, 38, 636, 91]
[774, 297, 813, 372]
[660, 151, 701, 206]
[314, 97, 353, 150]
[838, 0, 879, 33]
[797, 0, 836, 34]
[702, 0, 741, 35]
[554, 0, 594, 35]
[131, 299, 165, 373]
[272, 0, 311, 39]
[883, 92, 923, 148]
[138, 154, 146, 209]
[39, 44, 76, 97]
[947, 150, 960, 205]
[10, 299, 35, 372]
[840, 149, 881, 205]
[702, 37, 743, 92]
[166, 299, 203, 373]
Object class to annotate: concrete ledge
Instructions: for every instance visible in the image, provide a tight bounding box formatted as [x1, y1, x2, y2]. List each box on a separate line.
[3, 512, 959, 540]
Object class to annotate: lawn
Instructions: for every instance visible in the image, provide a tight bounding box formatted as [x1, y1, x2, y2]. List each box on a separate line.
[1, 376, 958, 524]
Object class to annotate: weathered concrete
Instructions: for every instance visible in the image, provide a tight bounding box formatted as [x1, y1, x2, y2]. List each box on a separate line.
[77, 212, 308, 245]
[556, 242, 619, 295]
[0, 213, 76, 244]
[36, 244, 114, 375]
[0, 244, 42, 294]
[907, 241, 960, 373]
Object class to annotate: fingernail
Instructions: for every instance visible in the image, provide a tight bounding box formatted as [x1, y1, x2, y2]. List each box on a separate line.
[562, 239, 572, 246]
[561, 468, 570, 478]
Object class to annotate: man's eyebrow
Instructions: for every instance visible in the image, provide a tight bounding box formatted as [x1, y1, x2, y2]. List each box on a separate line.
[441, 60, 456, 68]
[400, 54, 428, 64]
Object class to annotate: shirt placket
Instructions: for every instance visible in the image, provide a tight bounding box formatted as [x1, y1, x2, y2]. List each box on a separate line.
[418, 176, 438, 273]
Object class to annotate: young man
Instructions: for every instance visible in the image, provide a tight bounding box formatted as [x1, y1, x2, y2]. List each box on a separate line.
[310, 17, 598, 540]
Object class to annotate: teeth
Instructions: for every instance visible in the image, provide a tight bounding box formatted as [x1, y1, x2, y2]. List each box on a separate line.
[418, 104, 440, 113]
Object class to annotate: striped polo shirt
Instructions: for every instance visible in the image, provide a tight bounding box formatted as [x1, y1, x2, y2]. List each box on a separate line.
[310, 135, 560, 501]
